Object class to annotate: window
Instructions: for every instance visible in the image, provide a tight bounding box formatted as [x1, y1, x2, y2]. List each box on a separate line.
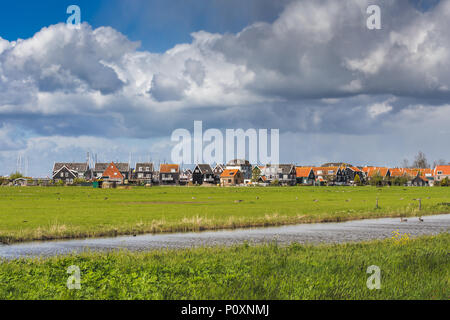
[437, 171, 443, 175]
[146, 167, 150, 171]
[60, 172, 64, 178]
[139, 167, 143, 172]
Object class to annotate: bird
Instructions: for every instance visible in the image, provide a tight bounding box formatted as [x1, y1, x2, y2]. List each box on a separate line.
[400, 217, 408, 222]
[104, 197, 108, 200]
[256, 196, 260, 200]
[419, 217, 424, 222]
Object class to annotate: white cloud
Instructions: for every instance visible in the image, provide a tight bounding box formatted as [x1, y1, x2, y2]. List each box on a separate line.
[0, 0, 449, 175]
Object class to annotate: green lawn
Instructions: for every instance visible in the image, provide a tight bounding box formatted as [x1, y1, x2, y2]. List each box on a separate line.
[0, 186, 449, 243]
[0, 234, 448, 300]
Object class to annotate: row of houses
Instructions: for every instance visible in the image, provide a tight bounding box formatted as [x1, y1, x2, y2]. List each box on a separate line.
[51, 160, 450, 187]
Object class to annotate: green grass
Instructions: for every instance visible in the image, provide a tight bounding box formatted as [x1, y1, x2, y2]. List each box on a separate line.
[0, 186, 449, 244]
[0, 234, 448, 300]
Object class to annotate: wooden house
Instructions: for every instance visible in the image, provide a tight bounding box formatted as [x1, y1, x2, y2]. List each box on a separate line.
[52, 163, 90, 182]
[94, 163, 131, 180]
[52, 165, 78, 184]
[102, 162, 124, 184]
[159, 164, 180, 185]
[192, 164, 215, 185]
[179, 169, 193, 185]
[213, 164, 225, 184]
[134, 163, 154, 184]
[296, 167, 315, 185]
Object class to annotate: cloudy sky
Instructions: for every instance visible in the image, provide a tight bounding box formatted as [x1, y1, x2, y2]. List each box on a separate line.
[0, 0, 449, 177]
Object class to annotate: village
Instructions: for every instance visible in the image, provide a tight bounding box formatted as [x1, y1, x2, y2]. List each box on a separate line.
[3, 158, 450, 188]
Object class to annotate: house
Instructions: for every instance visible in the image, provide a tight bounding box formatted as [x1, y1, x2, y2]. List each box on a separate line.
[362, 167, 391, 180]
[312, 166, 339, 185]
[411, 175, 429, 186]
[53, 163, 91, 181]
[433, 165, 450, 182]
[226, 159, 252, 184]
[159, 164, 180, 185]
[220, 169, 244, 186]
[102, 162, 124, 184]
[213, 164, 225, 184]
[260, 164, 296, 185]
[94, 163, 131, 180]
[343, 167, 364, 185]
[134, 163, 154, 184]
[192, 164, 215, 185]
[296, 167, 315, 185]
[52, 165, 78, 184]
[179, 169, 193, 185]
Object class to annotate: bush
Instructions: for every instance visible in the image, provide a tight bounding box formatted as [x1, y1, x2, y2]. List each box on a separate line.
[441, 177, 449, 187]
[270, 179, 280, 186]
[73, 178, 87, 185]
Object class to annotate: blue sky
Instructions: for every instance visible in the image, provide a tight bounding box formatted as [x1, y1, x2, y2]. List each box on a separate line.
[0, 0, 449, 176]
[0, 0, 289, 52]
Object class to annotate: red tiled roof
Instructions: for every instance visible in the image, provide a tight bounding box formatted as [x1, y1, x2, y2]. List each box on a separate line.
[102, 162, 124, 180]
[221, 169, 240, 178]
[434, 165, 450, 176]
[296, 167, 313, 178]
[159, 164, 180, 173]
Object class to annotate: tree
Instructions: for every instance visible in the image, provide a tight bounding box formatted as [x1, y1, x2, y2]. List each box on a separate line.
[354, 174, 361, 186]
[400, 159, 410, 168]
[9, 172, 23, 180]
[369, 173, 383, 187]
[441, 177, 449, 187]
[412, 151, 429, 169]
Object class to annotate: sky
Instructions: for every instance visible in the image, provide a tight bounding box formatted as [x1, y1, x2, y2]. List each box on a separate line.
[0, 0, 449, 177]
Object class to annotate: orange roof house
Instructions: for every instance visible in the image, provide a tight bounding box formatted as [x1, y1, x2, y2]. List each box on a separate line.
[159, 164, 180, 173]
[296, 167, 313, 178]
[363, 167, 390, 178]
[159, 164, 180, 185]
[102, 162, 124, 183]
[220, 169, 244, 186]
[434, 165, 450, 181]
[296, 167, 315, 184]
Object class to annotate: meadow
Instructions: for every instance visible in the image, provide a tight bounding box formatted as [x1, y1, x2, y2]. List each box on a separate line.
[0, 233, 448, 300]
[0, 185, 449, 244]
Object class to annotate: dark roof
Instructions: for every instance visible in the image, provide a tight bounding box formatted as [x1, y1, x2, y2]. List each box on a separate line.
[53, 163, 88, 172]
[135, 163, 154, 171]
[227, 159, 250, 166]
[195, 164, 213, 174]
[94, 163, 130, 172]
[265, 164, 295, 174]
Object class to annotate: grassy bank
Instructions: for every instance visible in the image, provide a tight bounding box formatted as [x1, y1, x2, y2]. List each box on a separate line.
[0, 234, 448, 300]
[0, 186, 449, 244]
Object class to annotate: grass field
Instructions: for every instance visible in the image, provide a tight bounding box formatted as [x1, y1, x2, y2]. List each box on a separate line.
[0, 186, 449, 244]
[0, 233, 448, 300]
